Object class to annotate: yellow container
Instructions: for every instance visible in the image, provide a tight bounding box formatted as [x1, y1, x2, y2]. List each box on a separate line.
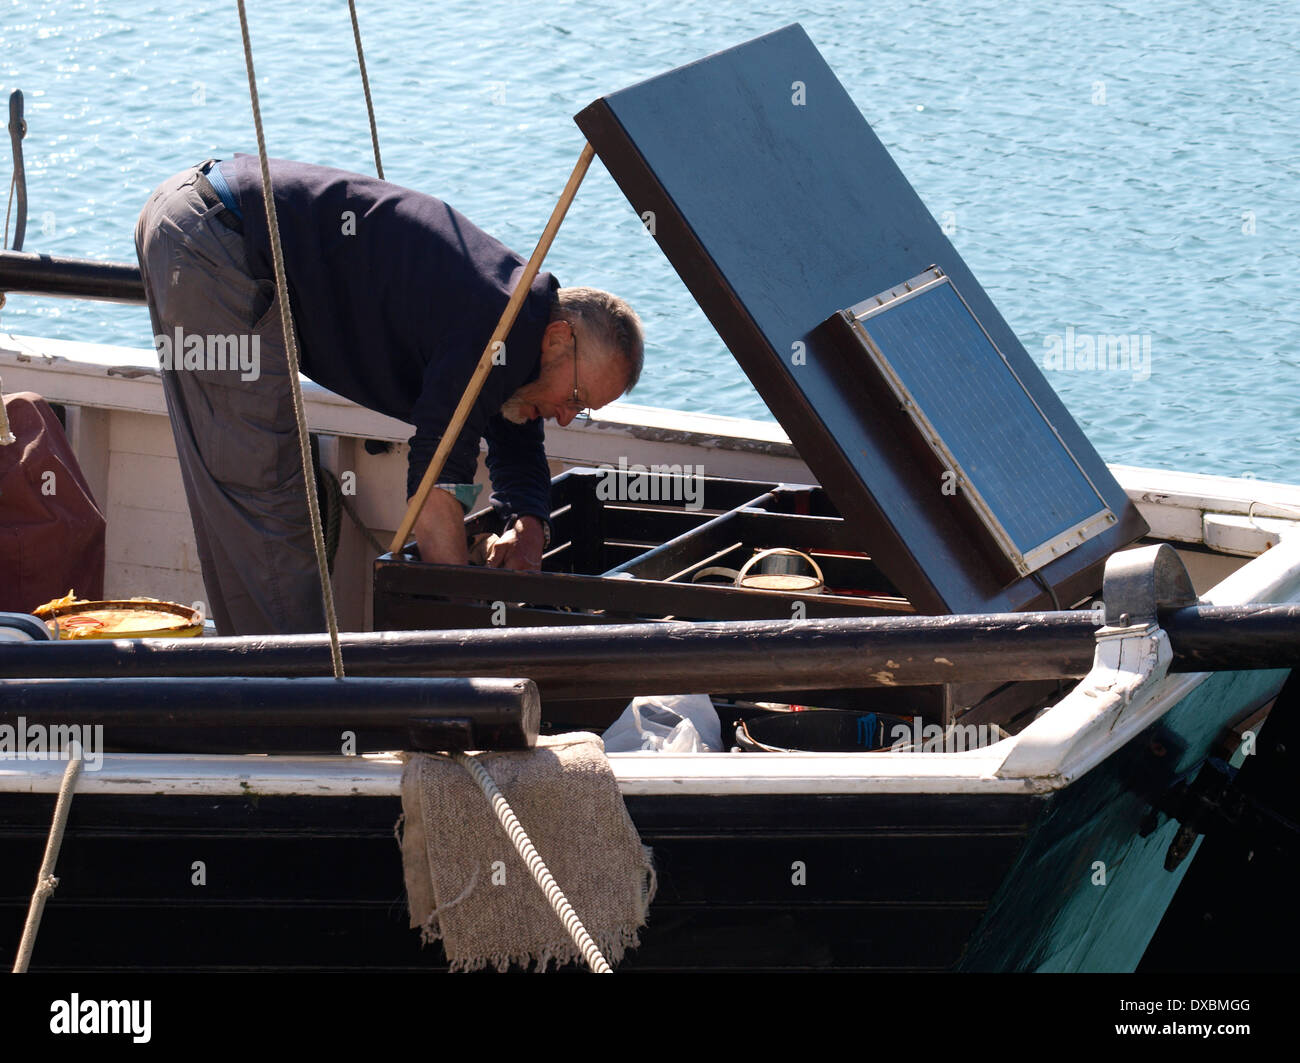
[32, 592, 204, 640]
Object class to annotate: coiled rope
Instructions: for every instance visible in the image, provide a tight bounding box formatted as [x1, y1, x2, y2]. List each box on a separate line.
[12, 748, 83, 973]
[453, 752, 612, 974]
[235, 0, 344, 679]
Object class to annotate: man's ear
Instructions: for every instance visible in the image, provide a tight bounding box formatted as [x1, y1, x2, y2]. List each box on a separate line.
[540, 318, 561, 348]
[540, 319, 571, 361]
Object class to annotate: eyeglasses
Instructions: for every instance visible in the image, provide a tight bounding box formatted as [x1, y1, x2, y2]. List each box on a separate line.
[564, 321, 588, 416]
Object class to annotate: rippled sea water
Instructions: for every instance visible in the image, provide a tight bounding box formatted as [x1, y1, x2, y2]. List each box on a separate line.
[3, 0, 1297, 482]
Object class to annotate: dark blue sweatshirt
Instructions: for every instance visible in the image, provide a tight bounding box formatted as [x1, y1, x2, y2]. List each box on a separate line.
[219, 155, 558, 527]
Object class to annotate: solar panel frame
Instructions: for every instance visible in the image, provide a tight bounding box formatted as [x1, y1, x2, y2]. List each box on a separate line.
[844, 268, 1117, 577]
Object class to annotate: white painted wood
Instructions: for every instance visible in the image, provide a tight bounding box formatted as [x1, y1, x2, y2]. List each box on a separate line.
[0, 748, 1028, 798]
[996, 624, 1172, 784]
[1202, 513, 1300, 557]
[1112, 464, 1300, 546]
[109, 408, 182, 459]
[60, 405, 110, 511]
[1199, 526, 1300, 606]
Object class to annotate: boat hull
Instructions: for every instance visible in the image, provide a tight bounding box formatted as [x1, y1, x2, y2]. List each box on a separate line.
[0, 788, 1037, 971]
[0, 669, 1283, 973]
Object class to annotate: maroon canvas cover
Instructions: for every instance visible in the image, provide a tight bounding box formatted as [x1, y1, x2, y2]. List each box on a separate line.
[0, 391, 106, 612]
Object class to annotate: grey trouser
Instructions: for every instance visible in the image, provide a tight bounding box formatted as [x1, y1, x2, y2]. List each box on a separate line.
[134, 161, 326, 635]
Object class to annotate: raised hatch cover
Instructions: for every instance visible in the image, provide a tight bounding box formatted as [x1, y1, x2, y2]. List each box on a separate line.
[574, 24, 1148, 613]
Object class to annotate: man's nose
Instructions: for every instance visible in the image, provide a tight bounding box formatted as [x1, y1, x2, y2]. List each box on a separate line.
[555, 408, 576, 427]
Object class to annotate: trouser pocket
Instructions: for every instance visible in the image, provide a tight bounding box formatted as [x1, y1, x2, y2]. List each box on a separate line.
[181, 283, 304, 492]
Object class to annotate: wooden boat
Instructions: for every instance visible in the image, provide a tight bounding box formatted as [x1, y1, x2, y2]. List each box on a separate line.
[1, 25, 1297, 972]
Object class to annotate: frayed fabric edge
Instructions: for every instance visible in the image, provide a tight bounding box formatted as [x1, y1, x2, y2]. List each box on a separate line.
[446, 922, 648, 974]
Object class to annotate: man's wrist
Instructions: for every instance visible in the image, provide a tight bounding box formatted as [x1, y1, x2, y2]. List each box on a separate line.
[515, 514, 550, 550]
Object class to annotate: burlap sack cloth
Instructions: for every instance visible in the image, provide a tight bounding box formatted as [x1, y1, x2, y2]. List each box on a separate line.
[399, 732, 655, 972]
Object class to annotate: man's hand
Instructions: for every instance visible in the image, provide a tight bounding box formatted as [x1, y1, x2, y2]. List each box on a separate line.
[485, 515, 546, 571]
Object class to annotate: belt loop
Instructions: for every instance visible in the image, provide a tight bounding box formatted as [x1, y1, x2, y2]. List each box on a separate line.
[191, 168, 244, 236]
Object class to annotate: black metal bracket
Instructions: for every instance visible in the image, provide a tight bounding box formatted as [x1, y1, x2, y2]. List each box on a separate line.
[1102, 542, 1198, 627]
[1156, 755, 1300, 870]
[0, 92, 147, 306]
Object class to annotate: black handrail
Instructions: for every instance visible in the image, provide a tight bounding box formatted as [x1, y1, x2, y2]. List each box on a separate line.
[1, 605, 1296, 696]
[0, 249, 144, 303]
[0, 675, 540, 753]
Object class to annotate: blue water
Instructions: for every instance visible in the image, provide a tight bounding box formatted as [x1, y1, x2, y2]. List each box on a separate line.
[3, 0, 1298, 483]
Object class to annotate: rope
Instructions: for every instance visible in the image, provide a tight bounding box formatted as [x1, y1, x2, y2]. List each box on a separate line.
[339, 483, 386, 554]
[452, 752, 613, 974]
[3, 168, 14, 249]
[12, 747, 83, 973]
[236, 0, 344, 679]
[316, 464, 343, 573]
[0, 374, 16, 445]
[347, 0, 384, 180]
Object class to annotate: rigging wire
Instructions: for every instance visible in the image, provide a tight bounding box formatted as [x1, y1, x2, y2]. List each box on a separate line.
[348, 0, 384, 180]
[235, 0, 345, 679]
[3, 170, 14, 250]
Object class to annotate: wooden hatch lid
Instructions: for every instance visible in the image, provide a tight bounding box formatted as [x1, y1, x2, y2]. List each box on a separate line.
[574, 23, 1148, 615]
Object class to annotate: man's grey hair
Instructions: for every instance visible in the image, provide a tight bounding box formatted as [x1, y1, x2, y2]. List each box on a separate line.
[551, 287, 644, 393]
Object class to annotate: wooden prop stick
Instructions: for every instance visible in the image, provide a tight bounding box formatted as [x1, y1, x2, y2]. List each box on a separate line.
[389, 142, 597, 555]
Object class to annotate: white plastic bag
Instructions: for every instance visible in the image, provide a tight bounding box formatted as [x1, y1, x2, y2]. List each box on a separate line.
[601, 694, 722, 753]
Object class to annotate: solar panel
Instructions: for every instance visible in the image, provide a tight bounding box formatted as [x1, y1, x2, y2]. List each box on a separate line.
[844, 267, 1117, 576]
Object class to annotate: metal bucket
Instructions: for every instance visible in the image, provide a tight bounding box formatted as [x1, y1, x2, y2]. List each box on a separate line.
[691, 548, 825, 593]
[33, 595, 204, 640]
